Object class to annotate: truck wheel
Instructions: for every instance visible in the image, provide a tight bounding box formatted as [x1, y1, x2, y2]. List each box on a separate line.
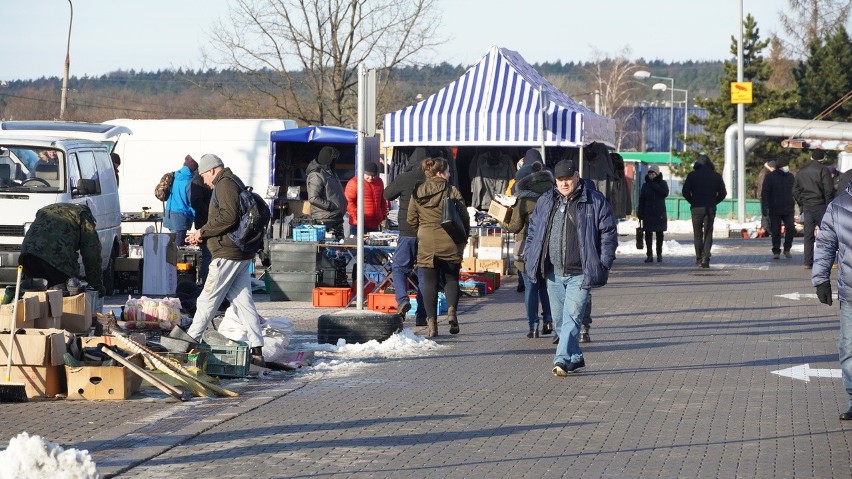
[317, 310, 403, 344]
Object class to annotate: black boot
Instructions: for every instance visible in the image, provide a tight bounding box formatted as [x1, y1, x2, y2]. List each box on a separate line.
[250, 346, 266, 367]
[644, 253, 653, 263]
[447, 306, 459, 334]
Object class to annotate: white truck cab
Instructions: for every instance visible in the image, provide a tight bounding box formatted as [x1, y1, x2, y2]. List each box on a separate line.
[0, 133, 123, 292]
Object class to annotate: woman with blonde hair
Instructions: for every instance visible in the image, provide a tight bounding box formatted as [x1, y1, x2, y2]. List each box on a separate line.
[408, 157, 470, 337]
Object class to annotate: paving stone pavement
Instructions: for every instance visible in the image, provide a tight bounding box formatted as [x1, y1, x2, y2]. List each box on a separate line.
[2, 235, 852, 478]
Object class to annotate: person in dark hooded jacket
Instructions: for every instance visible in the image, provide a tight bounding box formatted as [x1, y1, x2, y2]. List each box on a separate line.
[682, 154, 727, 268]
[762, 158, 796, 259]
[505, 162, 554, 338]
[794, 149, 835, 268]
[306, 146, 346, 240]
[408, 157, 470, 338]
[636, 165, 669, 263]
[384, 147, 429, 323]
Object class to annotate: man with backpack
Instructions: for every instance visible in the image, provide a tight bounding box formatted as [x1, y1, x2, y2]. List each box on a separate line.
[185, 154, 268, 367]
[160, 155, 197, 247]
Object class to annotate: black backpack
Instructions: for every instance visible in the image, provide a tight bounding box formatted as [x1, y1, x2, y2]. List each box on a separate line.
[213, 176, 271, 254]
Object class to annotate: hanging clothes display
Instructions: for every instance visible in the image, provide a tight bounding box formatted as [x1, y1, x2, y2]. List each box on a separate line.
[468, 147, 515, 210]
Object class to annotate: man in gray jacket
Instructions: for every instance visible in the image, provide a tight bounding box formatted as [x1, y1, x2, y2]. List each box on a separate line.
[307, 146, 346, 240]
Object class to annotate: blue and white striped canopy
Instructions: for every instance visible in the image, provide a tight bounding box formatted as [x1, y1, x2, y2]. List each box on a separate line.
[383, 46, 615, 147]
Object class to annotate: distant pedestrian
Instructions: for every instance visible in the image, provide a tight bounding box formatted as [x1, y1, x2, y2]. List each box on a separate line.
[505, 161, 554, 338]
[682, 154, 727, 268]
[163, 155, 198, 247]
[185, 154, 266, 367]
[408, 157, 470, 338]
[345, 161, 388, 237]
[811, 180, 852, 420]
[794, 149, 835, 269]
[761, 158, 796, 260]
[636, 165, 669, 263]
[190, 165, 213, 284]
[756, 160, 776, 236]
[307, 146, 346, 240]
[524, 159, 617, 376]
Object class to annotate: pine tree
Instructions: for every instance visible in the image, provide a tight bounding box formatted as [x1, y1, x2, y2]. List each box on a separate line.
[793, 26, 852, 122]
[686, 14, 796, 197]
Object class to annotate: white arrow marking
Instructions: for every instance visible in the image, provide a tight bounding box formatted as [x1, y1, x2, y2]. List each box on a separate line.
[771, 364, 842, 382]
[775, 292, 837, 301]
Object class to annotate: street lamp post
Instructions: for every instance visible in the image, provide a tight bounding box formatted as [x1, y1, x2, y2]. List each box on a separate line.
[60, 0, 73, 120]
[635, 70, 675, 177]
[653, 83, 689, 152]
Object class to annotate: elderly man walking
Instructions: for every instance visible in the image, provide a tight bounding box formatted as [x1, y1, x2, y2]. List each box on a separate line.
[524, 159, 617, 376]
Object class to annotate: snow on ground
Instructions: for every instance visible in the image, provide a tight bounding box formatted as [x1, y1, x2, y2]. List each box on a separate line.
[0, 432, 100, 479]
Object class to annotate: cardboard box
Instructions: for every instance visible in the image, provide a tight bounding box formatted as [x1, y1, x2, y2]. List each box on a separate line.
[65, 354, 144, 400]
[476, 259, 505, 274]
[478, 235, 504, 248]
[287, 200, 312, 216]
[23, 289, 64, 319]
[34, 317, 61, 329]
[487, 200, 512, 224]
[9, 365, 64, 398]
[461, 257, 477, 271]
[0, 295, 41, 330]
[477, 247, 504, 260]
[0, 328, 67, 366]
[61, 293, 93, 334]
[114, 257, 142, 272]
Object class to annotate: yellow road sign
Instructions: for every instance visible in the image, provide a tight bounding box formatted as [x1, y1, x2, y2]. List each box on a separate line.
[731, 82, 753, 104]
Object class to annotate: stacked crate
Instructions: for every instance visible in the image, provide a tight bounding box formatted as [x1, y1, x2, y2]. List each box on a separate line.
[266, 240, 320, 301]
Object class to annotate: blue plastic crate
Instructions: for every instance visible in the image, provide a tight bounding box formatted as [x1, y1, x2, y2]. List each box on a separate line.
[293, 225, 326, 242]
[365, 270, 387, 283]
[406, 292, 447, 317]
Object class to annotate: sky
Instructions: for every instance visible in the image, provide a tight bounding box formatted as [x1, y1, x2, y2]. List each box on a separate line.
[0, 1, 819, 82]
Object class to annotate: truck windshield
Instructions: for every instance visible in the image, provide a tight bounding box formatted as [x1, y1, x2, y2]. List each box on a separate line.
[0, 146, 64, 193]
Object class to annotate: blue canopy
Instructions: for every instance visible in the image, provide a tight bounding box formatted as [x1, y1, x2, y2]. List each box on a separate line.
[270, 125, 357, 144]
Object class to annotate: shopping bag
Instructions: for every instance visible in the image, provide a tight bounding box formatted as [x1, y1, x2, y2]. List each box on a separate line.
[440, 185, 468, 244]
[635, 223, 644, 249]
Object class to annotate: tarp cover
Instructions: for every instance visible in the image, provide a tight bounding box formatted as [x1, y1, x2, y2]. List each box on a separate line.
[383, 46, 615, 147]
[270, 125, 357, 144]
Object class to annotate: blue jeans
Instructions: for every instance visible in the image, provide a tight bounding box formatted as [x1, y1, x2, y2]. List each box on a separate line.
[521, 272, 552, 331]
[546, 271, 588, 365]
[391, 236, 425, 319]
[840, 303, 852, 408]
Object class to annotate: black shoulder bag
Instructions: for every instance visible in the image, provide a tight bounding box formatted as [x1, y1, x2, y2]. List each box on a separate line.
[440, 184, 468, 244]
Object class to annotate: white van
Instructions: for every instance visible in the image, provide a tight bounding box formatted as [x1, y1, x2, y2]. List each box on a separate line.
[0, 136, 122, 291]
[106, 118, 298, 223]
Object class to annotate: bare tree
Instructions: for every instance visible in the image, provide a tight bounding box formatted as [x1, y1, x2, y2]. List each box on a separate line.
[204, 0, 444, 127]
[776, 0, 852, 58]
[582, 48, 647, 150]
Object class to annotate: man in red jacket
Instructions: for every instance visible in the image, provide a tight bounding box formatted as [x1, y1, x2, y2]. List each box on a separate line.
[345, 162, 388, 237]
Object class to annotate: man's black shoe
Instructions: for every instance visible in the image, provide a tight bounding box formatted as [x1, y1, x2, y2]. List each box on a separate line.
[552, 334, 559, 345]
[840, 407, 852, 420]
[541, 322, 553, 335]
[565, 359, 586, 373]
[552, 362, 568, 377]
[414, 316, 427, 327]
[579, 329, 591, 343]
[516, 281, 525, 293]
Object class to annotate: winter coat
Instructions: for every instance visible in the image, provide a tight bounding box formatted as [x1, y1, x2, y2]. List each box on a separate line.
[345, 175, 388, 229]
[524, 179, 617, 289]
[408, 177, 470, 268]
[164, 165, 195, 230]
[608, 153, 632, 219]
[836, 169, 852, 193]
[793, 159, 834, 210]
[384, 158, 427, 237]
[682, 157, 727, 210]
[201, 167, 255, 261]
[20, 203, 102, 292]
[813, 184, 852, 302]
[637, 173, 669, 232]
[505, 167, 554, 271]
[190, 174, 212, 229]
[306, 159, 346, 222]
[761, 169, 796, 216]
[469, 149, 515, 210]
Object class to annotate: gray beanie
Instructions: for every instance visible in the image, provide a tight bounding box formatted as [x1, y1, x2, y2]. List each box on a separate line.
[198, 154, 224, 174]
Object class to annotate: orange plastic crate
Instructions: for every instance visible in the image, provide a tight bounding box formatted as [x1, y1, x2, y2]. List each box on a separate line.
[312, 287, 353, 308]
[367, 293, 398, 313]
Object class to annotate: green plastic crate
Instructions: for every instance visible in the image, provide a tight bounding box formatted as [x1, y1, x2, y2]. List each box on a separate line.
[203, 341, 251, 378]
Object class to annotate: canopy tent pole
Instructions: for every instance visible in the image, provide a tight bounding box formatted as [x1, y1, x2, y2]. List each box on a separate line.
[539, 86, 547, 164]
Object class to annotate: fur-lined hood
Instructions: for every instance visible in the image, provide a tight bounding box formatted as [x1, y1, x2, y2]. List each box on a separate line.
[515, 165, 554, 198]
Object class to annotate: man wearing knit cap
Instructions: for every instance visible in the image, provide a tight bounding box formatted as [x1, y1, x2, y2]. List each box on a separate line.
[186, 153, 266, 367]
[307, 146, 346, 240]
[523, 158, 617, 376]
[162, 154, 198, 247]
[794, 148, 835, 268]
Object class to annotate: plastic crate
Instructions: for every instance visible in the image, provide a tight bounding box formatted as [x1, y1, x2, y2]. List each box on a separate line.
[367, 292, 398, 313]
[364, 270, 387, 283]
[459, 280, 486, 297]
[293, 225, 326, 242]
[203, 341, 251, 378]
[312, 287, 353, 307]
[406, 292, 447, 317]
[459, 273, 496, 294]
[162, 345, 210, 370]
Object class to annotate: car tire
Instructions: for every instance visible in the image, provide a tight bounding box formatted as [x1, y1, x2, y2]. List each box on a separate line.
[317, 310, 403, 344]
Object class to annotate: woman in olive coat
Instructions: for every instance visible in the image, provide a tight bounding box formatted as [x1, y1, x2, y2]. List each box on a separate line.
[407, 157, 470, 337]
[637, 165, 669, 262]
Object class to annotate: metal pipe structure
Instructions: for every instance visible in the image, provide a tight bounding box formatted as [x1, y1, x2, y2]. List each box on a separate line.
[60, 0, 73, 120]
[736, 0, 746, 221]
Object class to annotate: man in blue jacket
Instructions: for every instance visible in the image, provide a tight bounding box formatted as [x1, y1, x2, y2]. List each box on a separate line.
[164, 155, 197, 247]
[524, 159, 617, 376]
[812, 180, 852, 420]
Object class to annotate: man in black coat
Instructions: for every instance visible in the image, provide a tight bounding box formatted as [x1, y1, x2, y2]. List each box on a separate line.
[682, 155, 727, 268]
[384, 147, 429, 324]
[761, 158, 796, 260]
[793, 149, 835, 268]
